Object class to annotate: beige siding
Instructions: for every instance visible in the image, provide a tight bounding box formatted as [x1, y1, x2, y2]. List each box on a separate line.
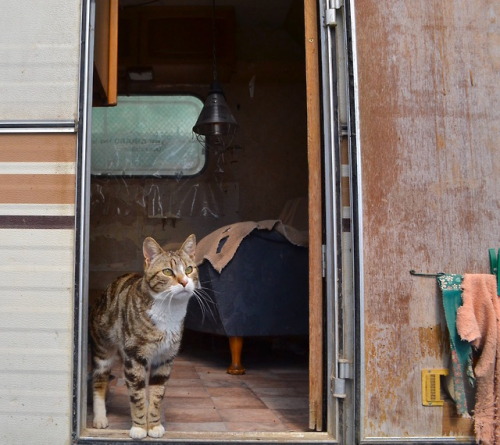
[0, 132, 77, 444]
[0, 229, 75, 445]
[0, 0, 81, 120]
[356, 0, 500, 439]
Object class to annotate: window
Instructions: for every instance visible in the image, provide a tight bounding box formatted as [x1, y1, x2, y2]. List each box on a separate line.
[91, 95, 205, 177]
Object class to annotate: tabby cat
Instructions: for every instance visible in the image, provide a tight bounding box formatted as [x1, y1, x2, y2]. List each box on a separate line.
[90, 235, 199, 439]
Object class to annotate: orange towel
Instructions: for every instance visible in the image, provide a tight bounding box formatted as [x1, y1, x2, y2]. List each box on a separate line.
[457, 274, 499, 445]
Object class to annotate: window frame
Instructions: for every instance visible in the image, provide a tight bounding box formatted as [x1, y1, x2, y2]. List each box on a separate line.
[91, 94, 207, 178]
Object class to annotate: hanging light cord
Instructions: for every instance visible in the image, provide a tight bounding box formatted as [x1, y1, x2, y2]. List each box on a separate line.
[211, 0, 218, 82]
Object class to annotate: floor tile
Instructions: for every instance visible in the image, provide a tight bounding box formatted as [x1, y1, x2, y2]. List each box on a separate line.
[165, 386, 209, 398]
[164, 407, 222, 423]
[164, 396, 215, 409]
[212, 395, 267, 409]
[206, 387, 255, 397]
[167, 378, 205, 387]
[260, 396, 309, 410]
[218, 408, 282, 424]
[251, 386, 308, 397]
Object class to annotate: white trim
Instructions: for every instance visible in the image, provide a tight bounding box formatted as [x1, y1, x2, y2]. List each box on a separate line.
[0, 162, 76, 175]
[0, 203, 75, 216]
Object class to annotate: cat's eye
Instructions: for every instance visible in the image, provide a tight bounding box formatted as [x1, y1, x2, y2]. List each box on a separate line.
[162, 268, 174, 277]
[185, 266, 193, 274]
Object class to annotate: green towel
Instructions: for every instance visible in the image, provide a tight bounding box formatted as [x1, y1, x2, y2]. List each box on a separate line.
[437, 274, 475, 416]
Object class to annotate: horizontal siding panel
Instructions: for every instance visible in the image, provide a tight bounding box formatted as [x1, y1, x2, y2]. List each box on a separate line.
[0, 227, 74, 245]
[0, 370, 70, 392]
[0, 349, 71, 373]
[0, 387, 69, 402]
[0, 174, 75, 204]
[0, 312, 71, 330]
[0, 398, 69, 416]
[0, 228, 74, 443]
[0, 270, 74, 289]
[0, 329, 71, 351]
[0, 1, 80, 120]
[0, 239, 75, 261]
[0, 286, 75, 306]
[0, 414, 70, 443]
[0, 134, 76, 163]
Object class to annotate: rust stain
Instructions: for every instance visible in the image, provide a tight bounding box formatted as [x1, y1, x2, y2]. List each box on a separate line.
[418, 325, 446, 358]
[441, 400, 474, 437]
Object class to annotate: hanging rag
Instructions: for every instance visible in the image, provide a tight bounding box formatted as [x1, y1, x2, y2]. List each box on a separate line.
[457, 273, 500, 445]
[437, 274, 475, 416]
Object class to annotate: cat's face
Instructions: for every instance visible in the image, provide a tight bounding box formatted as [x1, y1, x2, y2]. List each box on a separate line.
[143, 235, 199, 300]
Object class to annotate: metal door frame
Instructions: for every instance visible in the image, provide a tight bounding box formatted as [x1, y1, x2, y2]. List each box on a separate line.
[72, 0, 353, 444]
[317, 0, 361, 443]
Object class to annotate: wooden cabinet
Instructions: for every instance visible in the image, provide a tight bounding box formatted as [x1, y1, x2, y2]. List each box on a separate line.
[119, 6, 236, 85]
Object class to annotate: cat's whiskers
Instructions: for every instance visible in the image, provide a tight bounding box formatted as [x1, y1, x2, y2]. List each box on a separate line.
[192, 287, 216, 323]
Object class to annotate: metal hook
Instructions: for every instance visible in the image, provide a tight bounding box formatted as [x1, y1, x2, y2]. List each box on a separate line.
[409, 270, 445, 278]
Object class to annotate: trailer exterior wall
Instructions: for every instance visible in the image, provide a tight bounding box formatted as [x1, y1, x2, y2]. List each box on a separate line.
[355, 0, 500, 439]
[0, 2, 81, 444]
[0, 134, 77, 445]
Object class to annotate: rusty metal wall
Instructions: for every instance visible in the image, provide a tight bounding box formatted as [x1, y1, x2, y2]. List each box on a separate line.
[355, 0, 500, 439]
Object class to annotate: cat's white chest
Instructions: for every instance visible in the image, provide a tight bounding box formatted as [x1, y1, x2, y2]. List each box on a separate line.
[147, 300, 186, 331]
[147, 300, 187, 364]
[147, 285, 193, 330]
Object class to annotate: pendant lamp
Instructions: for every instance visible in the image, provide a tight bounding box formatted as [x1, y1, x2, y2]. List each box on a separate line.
[193, 0, 238, 150]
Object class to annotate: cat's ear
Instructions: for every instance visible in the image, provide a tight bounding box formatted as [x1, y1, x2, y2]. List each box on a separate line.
[143, 237, 163, 266]
[180, 234, 196, 260]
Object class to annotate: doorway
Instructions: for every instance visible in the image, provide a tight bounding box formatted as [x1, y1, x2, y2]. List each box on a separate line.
[77, 0, 335, 441]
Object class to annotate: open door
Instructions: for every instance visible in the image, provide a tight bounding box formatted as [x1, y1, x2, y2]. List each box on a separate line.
[304, 0, 325, 432]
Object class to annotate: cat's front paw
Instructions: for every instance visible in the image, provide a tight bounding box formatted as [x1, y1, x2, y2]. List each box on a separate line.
[129, 426, 148, 439]
[93, 415, 109, 429]
[148, 424, 165, 438]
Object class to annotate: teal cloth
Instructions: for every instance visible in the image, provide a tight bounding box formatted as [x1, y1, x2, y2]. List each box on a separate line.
[437, 274, 475, 416]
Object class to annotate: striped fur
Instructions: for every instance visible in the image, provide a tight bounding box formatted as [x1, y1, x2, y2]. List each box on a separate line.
[90, 235, 198, 439]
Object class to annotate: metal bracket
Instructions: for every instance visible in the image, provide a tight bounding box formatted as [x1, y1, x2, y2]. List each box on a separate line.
[325, 0, 343, 27]
[332, 358, 353, 398]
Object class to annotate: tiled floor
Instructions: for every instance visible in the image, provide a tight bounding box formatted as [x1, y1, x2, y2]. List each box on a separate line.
[87, 333, 310, 433]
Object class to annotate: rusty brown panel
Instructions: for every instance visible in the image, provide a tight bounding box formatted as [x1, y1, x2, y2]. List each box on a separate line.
[356, 0, 500, 439]
[0, 134, 76, 162]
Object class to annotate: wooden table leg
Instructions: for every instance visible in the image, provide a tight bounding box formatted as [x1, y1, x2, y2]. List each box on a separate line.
[227, 336, 246, 375]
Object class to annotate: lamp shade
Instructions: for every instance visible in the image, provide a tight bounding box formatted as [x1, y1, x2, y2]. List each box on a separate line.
[193, 81, 238, 137]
